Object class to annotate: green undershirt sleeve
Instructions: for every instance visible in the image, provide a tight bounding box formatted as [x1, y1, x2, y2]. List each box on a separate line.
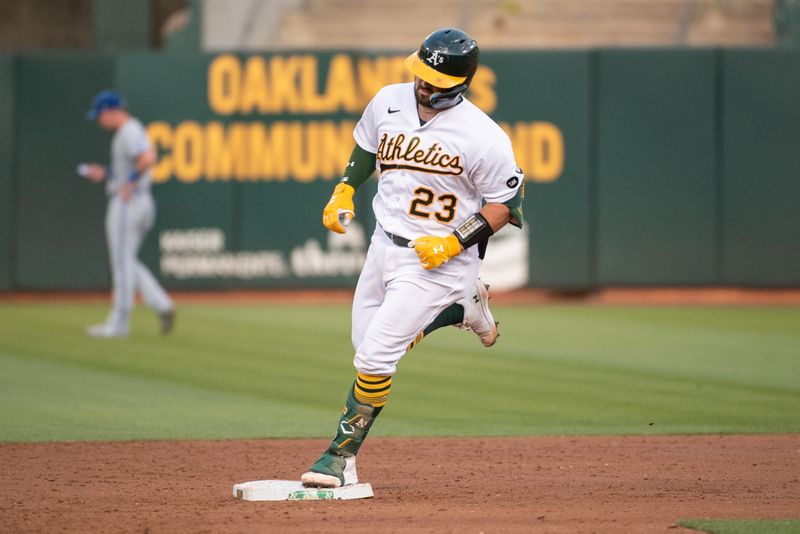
[503, 182, 525, 228]
[340, 144, 377, 191]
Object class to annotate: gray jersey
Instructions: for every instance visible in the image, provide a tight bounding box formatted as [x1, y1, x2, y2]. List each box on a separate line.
[96, 116, 172, 334]
[108, 118, 153, 196]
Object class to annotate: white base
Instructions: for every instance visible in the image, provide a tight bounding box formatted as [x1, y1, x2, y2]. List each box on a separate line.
[232, 480, 374, 501]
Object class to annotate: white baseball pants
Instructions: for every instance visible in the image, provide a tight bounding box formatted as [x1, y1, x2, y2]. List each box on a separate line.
[104, 192, 173, 331]
[351, 226, 480, 375]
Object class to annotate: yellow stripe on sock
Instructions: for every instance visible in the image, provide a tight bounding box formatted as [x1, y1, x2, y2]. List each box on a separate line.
[356, 378, 391, 391]
[356, 372, 391, 385]
[354, 388, 389, 404]
[406, 331, 425, 352]
[356, 385, 391, 394]
[354, 373, 392, 407]
[356, 374, 391, 388]
[354, 391, 389, 407]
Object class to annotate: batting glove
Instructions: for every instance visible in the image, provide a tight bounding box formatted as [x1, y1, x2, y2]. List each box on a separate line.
[409, 234, 463, 270]
[322, 183, 355, 234]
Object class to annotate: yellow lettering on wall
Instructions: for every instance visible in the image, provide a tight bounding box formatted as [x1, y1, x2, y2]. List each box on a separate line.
[355, 56, 412, 108]
[240, 56, 270, 114]
[502, 121, 565, 182]
[270, 55, 303, 113]
[207, 54, 503, 116]
[468, 66, 497, 114]
[205, 122, 250, 180]
[253, 122, 290, 181]
[208, 54, 241, 115]
[147, 121, 173, 183]
[323, 54, 359, 113]
[390, 56, 414, 85]
[502, 122, 529, 175]
[153, 118, 521, 183]
[357, 57, 389, 108]
[319, 120, 357, 180]
[173, 121, 204, 183]
[529, 121, 564, 182]
[299, 56, 327, 113]
[289, 122, 317, 182]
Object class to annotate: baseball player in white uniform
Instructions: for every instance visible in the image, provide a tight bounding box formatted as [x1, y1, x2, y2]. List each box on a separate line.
[301, 28, 524, 488]
[80, 90, 175, 338]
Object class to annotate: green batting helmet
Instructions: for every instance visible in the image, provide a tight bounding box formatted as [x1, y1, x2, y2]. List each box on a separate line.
[405, 28, 480, 109]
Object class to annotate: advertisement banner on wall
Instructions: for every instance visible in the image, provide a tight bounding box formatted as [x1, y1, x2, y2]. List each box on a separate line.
[117, 50, 589, 289]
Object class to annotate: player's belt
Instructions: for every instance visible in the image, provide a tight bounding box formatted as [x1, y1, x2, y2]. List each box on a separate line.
[383, 230, 411, 248]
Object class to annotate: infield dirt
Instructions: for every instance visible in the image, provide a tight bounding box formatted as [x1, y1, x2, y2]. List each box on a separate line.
[2, 435, 798, 533]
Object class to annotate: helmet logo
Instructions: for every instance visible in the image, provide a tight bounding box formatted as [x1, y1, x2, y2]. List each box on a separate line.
[426, 51, 445, 66]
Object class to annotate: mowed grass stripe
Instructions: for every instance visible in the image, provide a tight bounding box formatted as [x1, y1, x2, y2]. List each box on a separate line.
[0, 303, 798, 442]
[0, 304, 355, 403]
[0, 351, 332, 442]
[355, 305, 800, 436]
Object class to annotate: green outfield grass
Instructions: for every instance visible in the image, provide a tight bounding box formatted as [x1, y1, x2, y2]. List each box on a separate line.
[678, 518, 800, 533]
[0, 302, 798, 442]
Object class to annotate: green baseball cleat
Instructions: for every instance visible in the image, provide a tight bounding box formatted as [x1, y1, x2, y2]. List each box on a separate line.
[301, 452, 358, 488]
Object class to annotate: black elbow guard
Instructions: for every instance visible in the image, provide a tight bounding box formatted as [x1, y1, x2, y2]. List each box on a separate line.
[454, 212, 494, 249]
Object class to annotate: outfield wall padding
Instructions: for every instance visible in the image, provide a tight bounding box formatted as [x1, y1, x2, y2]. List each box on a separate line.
[595, 50, 718, 285]
[14, 54, 116, 289]
[0, 56, 16, 291]
[720, 49, 800, 286]
[3, 49, 800, 290]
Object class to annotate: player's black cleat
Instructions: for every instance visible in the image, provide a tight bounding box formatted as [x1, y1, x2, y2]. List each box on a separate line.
[159, 309, 175, 335]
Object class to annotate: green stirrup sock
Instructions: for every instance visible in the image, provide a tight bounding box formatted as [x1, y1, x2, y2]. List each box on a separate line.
[307, 375, 390, 482]
[424, 303, 465, 336]
[406, 303, 465, 351]
[323, 375, 390, 459]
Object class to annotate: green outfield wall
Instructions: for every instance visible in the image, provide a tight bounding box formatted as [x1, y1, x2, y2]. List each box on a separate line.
[595, 50, 718, 285]
[3, 48, 799, 290]
[721, 49, 800, 286]
[14, 55, 115, 290]
[0, 56, 15, 291]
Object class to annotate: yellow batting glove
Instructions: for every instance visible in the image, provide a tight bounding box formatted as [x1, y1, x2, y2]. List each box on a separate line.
[322, 183, 355, 234]
[409, 234, 463, 270]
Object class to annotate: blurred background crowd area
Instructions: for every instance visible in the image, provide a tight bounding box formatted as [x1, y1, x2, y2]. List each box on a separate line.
[1, 0, 799, 52]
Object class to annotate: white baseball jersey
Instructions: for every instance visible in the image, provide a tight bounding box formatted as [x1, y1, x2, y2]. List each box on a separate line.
[354, 82, 523, 258]
[108, 118, 153, 196]
[349, 82, 522, 376]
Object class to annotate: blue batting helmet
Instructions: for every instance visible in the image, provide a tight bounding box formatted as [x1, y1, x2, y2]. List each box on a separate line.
[85, 90, 127, 121]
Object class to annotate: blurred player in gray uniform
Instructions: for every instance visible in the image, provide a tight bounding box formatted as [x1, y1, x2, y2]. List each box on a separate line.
[80, 90, 174, 338]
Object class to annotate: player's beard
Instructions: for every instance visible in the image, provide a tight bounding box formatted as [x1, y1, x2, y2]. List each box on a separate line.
[414, 78, 436, 109]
